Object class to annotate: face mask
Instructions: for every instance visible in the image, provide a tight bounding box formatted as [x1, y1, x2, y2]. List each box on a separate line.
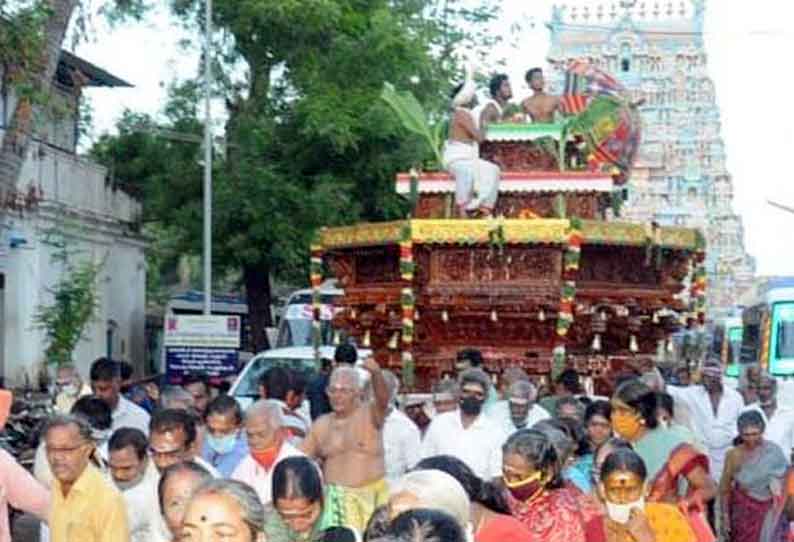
[206, 432, 238, 455]
[60, 384, 78, 396]
[611, 411, 643, 441]
[605, 497, 645, 524]
[251, 440, 282, 470]
[115, 472, 144, 491]
[460, 397, 484, 416]
[504, 471, 545, 502]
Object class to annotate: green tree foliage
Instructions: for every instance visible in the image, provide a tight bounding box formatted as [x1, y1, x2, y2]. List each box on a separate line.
[92, 0, 500, 352]
[33, 228, 104, 366]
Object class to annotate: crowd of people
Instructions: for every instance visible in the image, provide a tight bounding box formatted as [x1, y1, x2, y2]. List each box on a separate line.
[2, 348, 794, 542]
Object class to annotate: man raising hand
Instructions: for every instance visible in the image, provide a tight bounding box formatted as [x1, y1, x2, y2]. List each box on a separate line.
[301, 357, 390, 532]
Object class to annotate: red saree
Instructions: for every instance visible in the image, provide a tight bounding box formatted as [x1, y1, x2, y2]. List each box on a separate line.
[506, 486, 606, 542]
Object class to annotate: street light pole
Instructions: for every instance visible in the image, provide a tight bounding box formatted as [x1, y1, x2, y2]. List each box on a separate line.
[203, 0, 213, 315]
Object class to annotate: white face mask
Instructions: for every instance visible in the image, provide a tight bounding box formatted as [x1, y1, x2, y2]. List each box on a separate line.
[606, 497, 645, 524]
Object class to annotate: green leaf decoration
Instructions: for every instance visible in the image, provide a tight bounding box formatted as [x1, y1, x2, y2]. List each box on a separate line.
[381, 82, 444, 167]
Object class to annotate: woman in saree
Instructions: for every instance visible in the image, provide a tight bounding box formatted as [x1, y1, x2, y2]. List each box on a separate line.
[264, 457, 328, 542]
[611, 379, 717, 508]
[720, 410, 788, 542]
[597, 448, 696, 542]
[502, 429, 605, 542]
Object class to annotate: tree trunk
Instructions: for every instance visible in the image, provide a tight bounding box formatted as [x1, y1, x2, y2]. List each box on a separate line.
[243, 262, 273, 353]
[0, 0, 79, 193]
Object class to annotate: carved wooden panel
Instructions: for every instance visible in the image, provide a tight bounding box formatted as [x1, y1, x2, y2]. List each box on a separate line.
[428, 247, 560, 285]
[354, 246, 400, 284]
[578, 246, 658, 286]
[480, 141, 559, 171]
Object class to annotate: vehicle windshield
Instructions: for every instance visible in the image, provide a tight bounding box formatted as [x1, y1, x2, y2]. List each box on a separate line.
[773, 303, 794, 360]
[276, 318, 334, 347]
[233, 357, 319, 397]
[727, 326, 742, 365]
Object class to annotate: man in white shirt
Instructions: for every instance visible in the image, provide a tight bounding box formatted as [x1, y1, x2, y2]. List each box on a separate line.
[666, 361, 743, 481]
[232, 400, 305, 506]
[90, 357, 150, 435]
[490, 380, 550, 439]
[421, 368, 504, 481]
[108, 428, 168, 542]
[381, 370, 421, 486]
[743, 373, 794, 461]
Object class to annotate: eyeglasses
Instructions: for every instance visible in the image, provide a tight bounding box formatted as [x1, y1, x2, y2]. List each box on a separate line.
[46, 442, 89, 456]
[327, 386, 356, 395]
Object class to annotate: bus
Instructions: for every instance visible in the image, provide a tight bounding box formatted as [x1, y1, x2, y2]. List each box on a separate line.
[710, 317, 742, 378]
[741, 278, 794, 376]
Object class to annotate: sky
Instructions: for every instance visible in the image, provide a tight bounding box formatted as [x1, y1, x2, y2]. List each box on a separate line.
[74, 0, 794, 277]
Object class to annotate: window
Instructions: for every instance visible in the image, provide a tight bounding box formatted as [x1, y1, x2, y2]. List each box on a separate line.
[621, 59, 631, 72]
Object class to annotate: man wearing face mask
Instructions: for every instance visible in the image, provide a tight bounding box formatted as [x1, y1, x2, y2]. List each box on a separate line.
[665, 360, 743, 483]
[598, 448, 696, 542]
[200, 394, 248, 477]
[420, 368, 505, 481]
[232, 400, 305, 506]
[108, 428, 166, 542]
[53, 364, 92, 414]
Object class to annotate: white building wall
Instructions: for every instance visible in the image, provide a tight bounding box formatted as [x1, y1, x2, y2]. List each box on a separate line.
[0, 136, 146, 386]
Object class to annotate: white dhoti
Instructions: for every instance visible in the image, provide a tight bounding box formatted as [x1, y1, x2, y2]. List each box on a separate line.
[442, 140, 500, 211]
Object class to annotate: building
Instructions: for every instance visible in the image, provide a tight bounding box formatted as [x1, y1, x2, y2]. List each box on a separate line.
[0, 51, 146, 386]
[545, 0, 755, 319]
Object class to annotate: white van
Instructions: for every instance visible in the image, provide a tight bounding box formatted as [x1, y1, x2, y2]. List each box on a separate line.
[275, 282, 343, 348]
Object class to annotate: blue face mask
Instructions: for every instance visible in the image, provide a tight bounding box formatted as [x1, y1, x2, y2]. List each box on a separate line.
[206, 432, 238, 455]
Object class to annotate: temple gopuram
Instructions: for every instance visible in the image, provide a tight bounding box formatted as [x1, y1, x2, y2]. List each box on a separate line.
[545, 0, 755, 319]
[310, 66, 707, 392]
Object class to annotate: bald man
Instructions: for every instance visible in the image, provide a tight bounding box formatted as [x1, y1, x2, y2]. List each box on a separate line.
[301, 358, 390, 532]
[231, 400, 305, 506]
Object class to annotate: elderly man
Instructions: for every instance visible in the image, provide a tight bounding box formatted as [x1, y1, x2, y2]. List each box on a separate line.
[158, 462, 213, 541]
[53, 364, 91, 414]
[149, 408, 219, 476]
[432, 379, 459, 415]
[301, 358, 390, 532]
[667, 360, 743, 482]
[381, 370, 422, 486]
[743, 374, 794, 461]
[232, 400, 305, 505]
[492, 380, 550, 437]
[45, 414, 129, 542]
[90, 357, 150, 435]
[108, 428, 165, 542]
[420, 368, 504, 481]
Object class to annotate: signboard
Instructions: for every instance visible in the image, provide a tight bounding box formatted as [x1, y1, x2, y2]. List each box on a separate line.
[164, 315, 241, 381]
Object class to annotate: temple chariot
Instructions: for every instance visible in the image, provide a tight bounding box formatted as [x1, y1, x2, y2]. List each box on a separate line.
[309, 64, 706, 393]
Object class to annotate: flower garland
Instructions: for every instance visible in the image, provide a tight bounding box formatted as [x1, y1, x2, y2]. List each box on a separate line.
[556, 218, 583, 337]
[399, 224, 415, 384]
[691, 264, 707, 322]
[309, 231, 324, 349]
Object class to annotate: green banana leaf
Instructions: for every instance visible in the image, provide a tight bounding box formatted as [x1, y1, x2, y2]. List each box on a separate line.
[381, 82, 444, 168]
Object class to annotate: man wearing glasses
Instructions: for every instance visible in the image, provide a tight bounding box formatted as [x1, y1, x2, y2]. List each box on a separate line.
[45, 414, 129, 542]
[420, 368, 505, 481]
[301, 358, 390, 532]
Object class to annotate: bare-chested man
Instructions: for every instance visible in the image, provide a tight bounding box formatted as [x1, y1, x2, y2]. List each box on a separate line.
[300, 358, 389, 532]
[522, 67, 560, 123]
[442, 65, 500, 218]
[478, 73, 512, 130]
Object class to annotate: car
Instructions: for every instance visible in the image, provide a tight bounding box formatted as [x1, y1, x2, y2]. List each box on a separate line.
[228, 345, 372, 410]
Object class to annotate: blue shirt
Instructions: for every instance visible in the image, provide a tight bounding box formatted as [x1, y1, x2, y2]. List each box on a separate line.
[201, 433, 249, 478]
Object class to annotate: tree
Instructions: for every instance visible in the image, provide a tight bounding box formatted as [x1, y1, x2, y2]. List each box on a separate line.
[93, 0, 501, 353]
[0, 0, 147, 193]
[33, 225, 104, 366]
